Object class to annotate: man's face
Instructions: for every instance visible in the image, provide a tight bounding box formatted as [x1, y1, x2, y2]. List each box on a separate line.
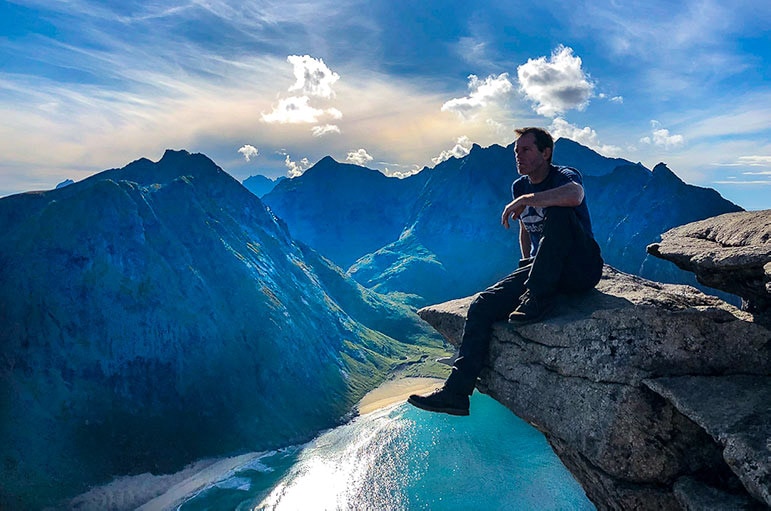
[514, 133, 550, 176]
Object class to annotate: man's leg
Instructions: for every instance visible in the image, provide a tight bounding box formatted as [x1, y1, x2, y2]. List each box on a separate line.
[408, 267, 528, 414]
[509, 207, 603, 322]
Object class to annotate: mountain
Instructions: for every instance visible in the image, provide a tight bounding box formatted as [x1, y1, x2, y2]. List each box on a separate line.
[263, 141, 742, 306]
[553, 137, 639, 176]
[264, 156, 431, 269]
[0, 150, 442, 509]
[587, 162, 744, 289]
[242, 174, 285, 197]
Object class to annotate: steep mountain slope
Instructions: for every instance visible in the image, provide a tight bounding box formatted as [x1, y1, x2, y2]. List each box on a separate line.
[262, 140, 742, 306]
[263, 157, 430, 269]
[0, 150, 441, 509]
[348, 144, 520, 304]
[586, 163, 744, 285]
[552, 137, 638, 176]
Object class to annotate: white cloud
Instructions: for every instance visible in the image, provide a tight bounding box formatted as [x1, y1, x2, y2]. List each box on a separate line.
[261, 55, 343, 126]
[549, 118, 622, 156]
[311, 124, 341, 137]
[737, 156, 771, 167]
[640, 120, 685, 149]
[383, 166, 422, 179]
[432, 136, 473, 164]
[284, 154, 311, 178]
[346, 148, 373, 166]
[287, 55, 340, 99]
[261, 96, 342, 124]
[599, 93, 624, 104]
[517, 45, 594, 117]
[441, 74, 513, 119]
[237, 144, 259, 161]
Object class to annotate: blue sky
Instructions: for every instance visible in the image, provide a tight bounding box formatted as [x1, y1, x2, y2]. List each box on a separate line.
[1, 0, 770, 210]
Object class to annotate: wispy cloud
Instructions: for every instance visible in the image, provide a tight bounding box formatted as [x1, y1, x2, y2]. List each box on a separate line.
[311, 124, 341, 137]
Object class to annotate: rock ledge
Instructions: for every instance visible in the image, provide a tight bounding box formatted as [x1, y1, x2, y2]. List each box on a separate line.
[418, 266, 770, 510]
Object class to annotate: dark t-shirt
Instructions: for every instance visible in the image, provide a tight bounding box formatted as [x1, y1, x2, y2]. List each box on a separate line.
[511, 165, 594, 257]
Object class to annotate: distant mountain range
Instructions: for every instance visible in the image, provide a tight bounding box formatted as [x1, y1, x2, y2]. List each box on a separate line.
[0, 150, 442, 509]
[243, 174, 286, 197]
[262, 139, 743, 305]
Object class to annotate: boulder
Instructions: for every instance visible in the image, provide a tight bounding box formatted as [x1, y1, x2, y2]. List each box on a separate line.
[417, 266, 770, 510]
[647, 210, 771, 314]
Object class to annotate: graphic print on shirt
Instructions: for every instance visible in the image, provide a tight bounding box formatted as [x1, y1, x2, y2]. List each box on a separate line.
[521, 206, 545, 235]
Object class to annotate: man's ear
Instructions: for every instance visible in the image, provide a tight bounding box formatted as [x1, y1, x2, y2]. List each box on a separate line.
[543, 146, 553, 161]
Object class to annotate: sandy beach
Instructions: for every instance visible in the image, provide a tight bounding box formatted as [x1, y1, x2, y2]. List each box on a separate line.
[356, 376, 444, 415]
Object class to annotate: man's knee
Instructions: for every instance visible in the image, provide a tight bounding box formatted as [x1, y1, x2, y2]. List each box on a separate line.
[543, 206, 576, 231]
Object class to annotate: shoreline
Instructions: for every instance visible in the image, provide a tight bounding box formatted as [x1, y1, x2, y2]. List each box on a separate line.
[68, 375, 443, 510]
[356, 376, 444, 415]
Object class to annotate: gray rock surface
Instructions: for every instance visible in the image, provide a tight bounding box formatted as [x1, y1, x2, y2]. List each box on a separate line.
[644, 375, 771, 506]
[647, 210, 771, 313]
[673, 476, 767, 511]
[417, 266, 770, 510]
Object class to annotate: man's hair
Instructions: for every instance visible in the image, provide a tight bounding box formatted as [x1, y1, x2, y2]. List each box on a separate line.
[515, 127, 554, 162]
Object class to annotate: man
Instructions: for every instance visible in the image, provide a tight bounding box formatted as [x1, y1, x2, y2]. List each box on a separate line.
[408, 127, 604, 416]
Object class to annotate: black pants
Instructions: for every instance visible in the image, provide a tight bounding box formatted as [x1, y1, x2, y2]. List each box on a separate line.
[444, 207, 603, 396]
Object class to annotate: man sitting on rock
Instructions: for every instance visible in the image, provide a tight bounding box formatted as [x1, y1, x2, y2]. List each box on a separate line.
[408, 127, 604, 416]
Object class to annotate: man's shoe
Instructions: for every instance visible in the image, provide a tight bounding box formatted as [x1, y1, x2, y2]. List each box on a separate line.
[508, 290, 553, 324]
[435, 353, 458, 366]
[408, 387, 470, 416]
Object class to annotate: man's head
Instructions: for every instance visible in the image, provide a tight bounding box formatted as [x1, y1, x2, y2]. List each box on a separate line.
[514, 127, 553, 181]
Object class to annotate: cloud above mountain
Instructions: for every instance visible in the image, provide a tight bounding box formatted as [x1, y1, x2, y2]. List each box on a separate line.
[441, 74, 513, 119]
[262, 55, 343, 130]
[517, 45, 594, 117]
[432, 136, 473, 164]
[1, 0, 768, 210]
[288, 55, 340, 99]
[640, 120, 685, 149]
[346, 148, 374, 166]
[238, 144, 259, 161]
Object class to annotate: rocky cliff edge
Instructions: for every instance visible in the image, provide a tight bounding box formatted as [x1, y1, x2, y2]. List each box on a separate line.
[417, 210, 771, 510]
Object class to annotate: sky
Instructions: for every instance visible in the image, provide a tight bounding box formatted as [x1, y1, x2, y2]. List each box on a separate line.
[1, 0, 770, 210]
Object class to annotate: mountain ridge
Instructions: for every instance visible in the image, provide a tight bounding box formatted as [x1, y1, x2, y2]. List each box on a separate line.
[0, 150, 443, 509]
[262, 139, 743, 306]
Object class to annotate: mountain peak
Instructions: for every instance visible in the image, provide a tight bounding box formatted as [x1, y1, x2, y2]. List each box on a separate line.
[651, 162, 684, 184]
[318, 155, 338, 166]
[160, 148, 192, 161]
[553, 138, 637, 177]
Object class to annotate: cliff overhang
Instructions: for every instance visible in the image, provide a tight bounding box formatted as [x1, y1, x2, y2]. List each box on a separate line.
[417, 210, 771, 510]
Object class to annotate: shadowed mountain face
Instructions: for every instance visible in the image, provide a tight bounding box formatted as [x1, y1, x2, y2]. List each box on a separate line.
[263, 140, 742, 305]
[0, 150, 441, 509]
[242, 174, 285, 198]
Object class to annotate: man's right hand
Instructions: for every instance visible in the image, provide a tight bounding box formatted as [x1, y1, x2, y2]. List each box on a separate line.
[501, 200, 526, 229]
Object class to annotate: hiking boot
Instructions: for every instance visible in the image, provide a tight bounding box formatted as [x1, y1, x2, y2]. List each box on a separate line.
[508, 290, 553, 324]
[407, 387, 470, 416]
[435, 353, 458, 366]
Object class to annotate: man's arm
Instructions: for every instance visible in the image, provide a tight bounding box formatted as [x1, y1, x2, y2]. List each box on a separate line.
[501, 182, 584, 229]
[518, 219, 531, 258]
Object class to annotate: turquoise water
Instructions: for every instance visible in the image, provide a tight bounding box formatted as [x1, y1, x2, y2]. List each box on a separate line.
[180, 393, 595, 510]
